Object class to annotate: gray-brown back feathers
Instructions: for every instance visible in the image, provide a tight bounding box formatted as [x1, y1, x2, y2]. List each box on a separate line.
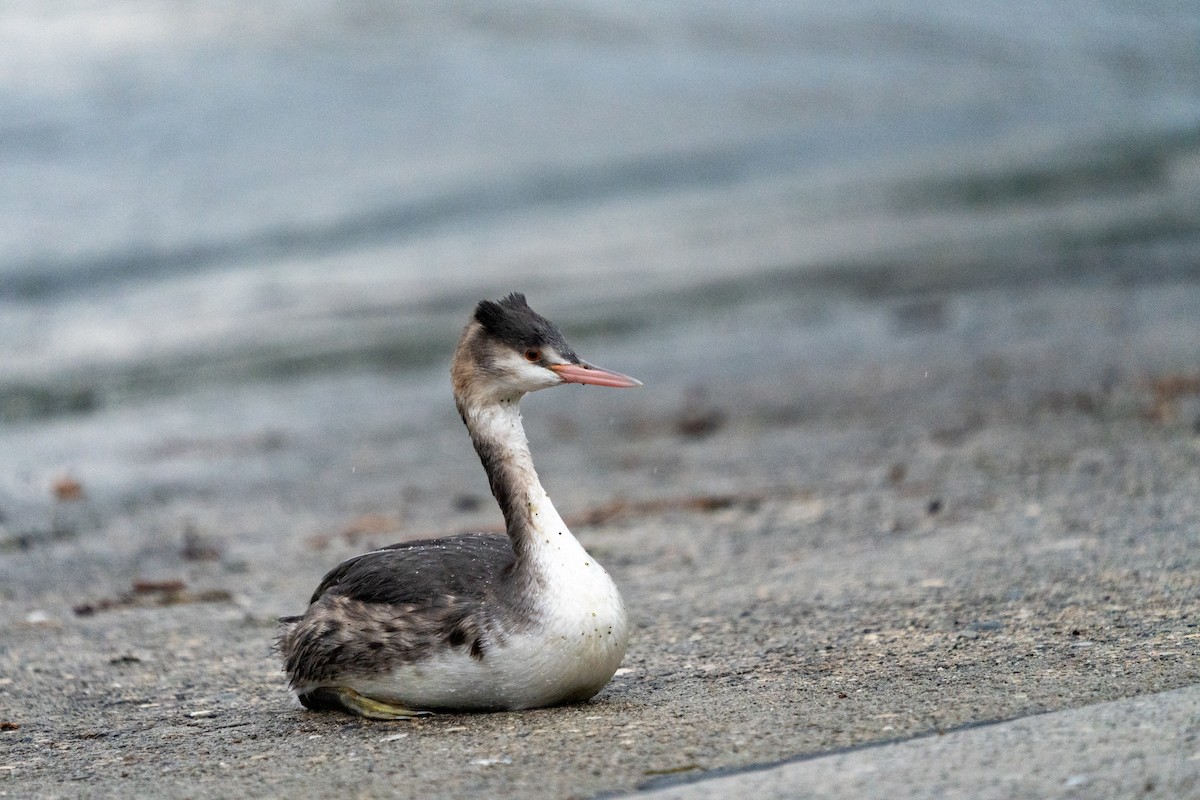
[279, 533, 531, 692]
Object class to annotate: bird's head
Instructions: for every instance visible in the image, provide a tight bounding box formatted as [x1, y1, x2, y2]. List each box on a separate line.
[452, 292, 641, 407]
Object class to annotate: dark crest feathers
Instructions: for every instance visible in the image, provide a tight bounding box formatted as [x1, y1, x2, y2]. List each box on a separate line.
[472, 292, 576, 359]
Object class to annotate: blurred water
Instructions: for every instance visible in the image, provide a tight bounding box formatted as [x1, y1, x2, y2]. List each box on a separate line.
[2, 0, 1199, 416]
[3, 0, 1200, 567]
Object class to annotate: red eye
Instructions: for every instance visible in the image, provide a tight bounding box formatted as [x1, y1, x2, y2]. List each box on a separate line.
[524, 349, 541, 362]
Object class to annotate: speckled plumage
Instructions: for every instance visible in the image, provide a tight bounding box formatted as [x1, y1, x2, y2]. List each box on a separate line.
[278, 293, 638, 717]
[280, 533, 527, 694]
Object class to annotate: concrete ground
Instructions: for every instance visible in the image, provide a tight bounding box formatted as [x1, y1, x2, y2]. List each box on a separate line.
[2, 269, 1199, 799]
[632, 685, 1200, 799]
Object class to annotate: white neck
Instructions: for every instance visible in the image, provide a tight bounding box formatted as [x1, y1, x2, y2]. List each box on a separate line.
[459, 399, 572, 560]
[460, 393, 627, 680]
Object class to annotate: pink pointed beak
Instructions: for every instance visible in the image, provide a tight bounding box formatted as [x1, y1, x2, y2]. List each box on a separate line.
[551, 362, 642, 388]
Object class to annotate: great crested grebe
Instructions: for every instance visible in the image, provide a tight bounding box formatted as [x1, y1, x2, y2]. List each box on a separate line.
[279, 293, 641, 719]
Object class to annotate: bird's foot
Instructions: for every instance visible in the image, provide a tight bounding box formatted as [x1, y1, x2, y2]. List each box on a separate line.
[302, 687, 432, 720]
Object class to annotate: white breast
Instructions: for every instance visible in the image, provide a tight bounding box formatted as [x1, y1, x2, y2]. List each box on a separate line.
[353, 491, 628, 711]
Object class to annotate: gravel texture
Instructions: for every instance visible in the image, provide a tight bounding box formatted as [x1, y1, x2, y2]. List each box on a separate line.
[2, 274, 1199, 798]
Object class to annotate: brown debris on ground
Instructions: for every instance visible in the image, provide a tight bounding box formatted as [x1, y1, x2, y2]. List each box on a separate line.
[72, 580, 233, 616]
[1147, 371, 1200, 422]
[51, 475, 85, 502]
[568, 491, 786, 528]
